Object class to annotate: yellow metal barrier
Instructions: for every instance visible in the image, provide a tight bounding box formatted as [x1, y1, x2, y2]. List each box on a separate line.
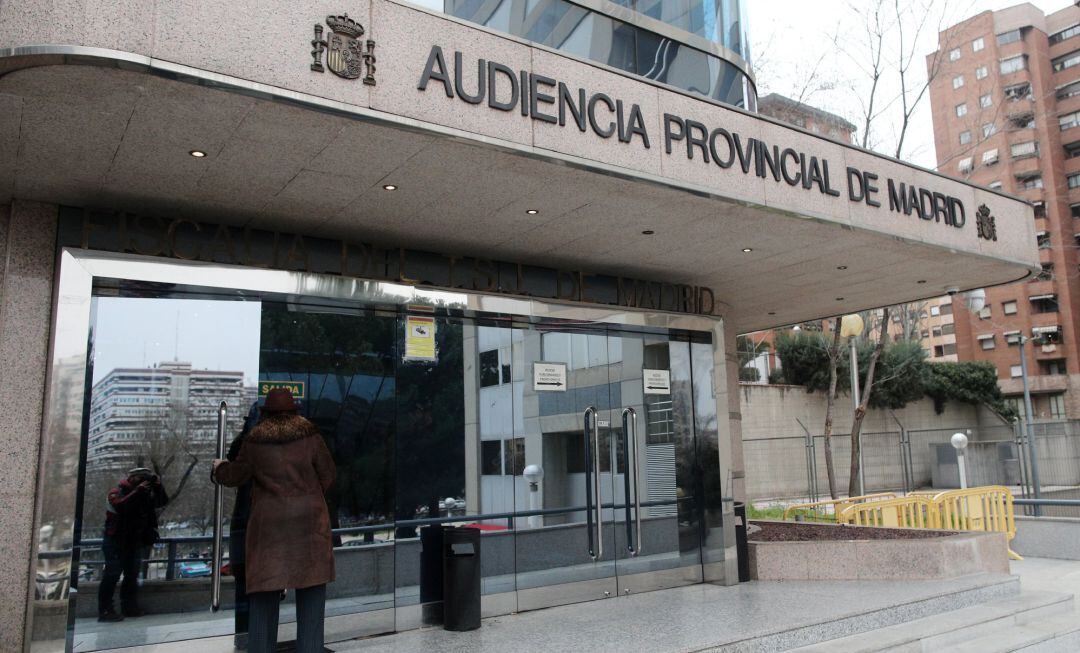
[838, 495, 941, 529]
[782, 492, 897, 522]
[932, 486, 1022, 560]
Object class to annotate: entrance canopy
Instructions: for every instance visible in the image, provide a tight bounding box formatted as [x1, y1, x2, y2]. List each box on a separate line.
[0, 0, 1037, 332]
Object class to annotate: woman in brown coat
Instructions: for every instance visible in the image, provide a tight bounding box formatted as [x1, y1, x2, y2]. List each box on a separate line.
[213, 388, 336, 653]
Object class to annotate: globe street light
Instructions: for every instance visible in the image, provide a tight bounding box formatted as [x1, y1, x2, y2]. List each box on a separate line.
[951, 431, 969, 489]
[839, 314, 865, 496]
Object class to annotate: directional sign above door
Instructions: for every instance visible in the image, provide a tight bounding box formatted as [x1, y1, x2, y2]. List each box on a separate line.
[533, 361, 567, 392]
[643, 369, 671, 395]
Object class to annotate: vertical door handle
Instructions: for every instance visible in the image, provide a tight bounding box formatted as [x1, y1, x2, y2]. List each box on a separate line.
[622, 407, 641, 556]
[210, 400, 228, 612]
[592, 407, 603, 560]
[583, 407, 598, 559]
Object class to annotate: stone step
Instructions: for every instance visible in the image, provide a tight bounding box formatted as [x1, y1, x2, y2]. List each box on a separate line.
[947, 613, 1080, 653]
[788, 590, 1072, 653]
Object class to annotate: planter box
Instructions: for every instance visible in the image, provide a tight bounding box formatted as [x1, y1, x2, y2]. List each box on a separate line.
[747, 520, 1009, 581]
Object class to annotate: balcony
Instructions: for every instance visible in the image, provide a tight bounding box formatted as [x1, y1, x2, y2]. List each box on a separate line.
[999, 374, 1069, 395]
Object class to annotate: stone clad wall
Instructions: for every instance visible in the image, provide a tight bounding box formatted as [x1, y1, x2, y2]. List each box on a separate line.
[0, 201, 57, 652]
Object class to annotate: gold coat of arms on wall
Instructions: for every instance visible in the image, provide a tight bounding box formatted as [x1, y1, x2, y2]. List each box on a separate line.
[310, 14, 376, 85]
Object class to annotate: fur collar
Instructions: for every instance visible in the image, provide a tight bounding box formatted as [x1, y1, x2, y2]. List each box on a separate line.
[248, 414, 319, 444]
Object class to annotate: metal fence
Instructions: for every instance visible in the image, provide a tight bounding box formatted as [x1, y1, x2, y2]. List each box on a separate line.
[744, 419, 1080, 518]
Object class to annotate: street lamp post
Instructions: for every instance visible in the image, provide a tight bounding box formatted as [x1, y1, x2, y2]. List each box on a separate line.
[840, 314, 865, 496]
[951, 432, 969, 489]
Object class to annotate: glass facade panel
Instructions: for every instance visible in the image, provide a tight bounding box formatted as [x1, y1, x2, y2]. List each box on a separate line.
[444, 0, 755, 108]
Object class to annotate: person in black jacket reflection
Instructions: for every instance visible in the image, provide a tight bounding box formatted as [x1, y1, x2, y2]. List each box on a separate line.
[228, 402, 260, 649]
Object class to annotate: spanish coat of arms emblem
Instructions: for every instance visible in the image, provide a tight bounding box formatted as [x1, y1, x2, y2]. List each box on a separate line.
[310, 14, 376, 85]
[975, 204, 997, 242]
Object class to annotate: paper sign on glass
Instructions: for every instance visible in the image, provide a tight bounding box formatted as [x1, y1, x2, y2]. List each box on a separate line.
[404, 315, 437, 361]
[533, 362, 567, 392]
[643, 369, 671, 395]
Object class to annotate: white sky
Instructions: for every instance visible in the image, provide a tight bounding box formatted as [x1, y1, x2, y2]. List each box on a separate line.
[748, 0, 1074, 167]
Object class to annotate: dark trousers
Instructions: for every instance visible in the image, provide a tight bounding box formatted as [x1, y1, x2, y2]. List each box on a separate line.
[248, 584, 326, 653]
[97, 540, 142, 614]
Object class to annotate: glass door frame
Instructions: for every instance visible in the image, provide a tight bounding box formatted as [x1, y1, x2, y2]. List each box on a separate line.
[28, 248, 738, 653]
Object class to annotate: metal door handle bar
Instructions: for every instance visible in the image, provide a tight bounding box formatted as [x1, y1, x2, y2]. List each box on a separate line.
[592, 406, 603, 560]
[583, 407, 598, 559]
[210, 400, 228, 612]
[623, 407, 641, 556]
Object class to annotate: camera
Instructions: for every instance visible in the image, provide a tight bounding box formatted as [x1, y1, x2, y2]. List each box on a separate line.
[946, 286, 960, 296]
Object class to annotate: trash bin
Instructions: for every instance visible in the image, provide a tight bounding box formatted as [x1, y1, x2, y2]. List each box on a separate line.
[443, 526, 481, 631]
[733, 502, 750, 583]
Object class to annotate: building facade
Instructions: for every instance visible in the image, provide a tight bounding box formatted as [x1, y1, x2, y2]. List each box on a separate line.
[0, 1, 1037, 652]
[929, 3, 1080, 419]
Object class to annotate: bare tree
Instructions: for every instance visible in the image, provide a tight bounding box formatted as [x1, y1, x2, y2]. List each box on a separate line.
[822, 321, 844, 499]
[892, 301, 929, 342]
[848, 307, 891, 496]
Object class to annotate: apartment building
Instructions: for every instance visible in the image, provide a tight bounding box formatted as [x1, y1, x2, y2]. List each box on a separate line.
[929, 3, 1080, 419]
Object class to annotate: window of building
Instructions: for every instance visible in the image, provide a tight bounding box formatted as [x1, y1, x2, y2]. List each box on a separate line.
[975, 65, 988, 80]
[1066, 141, 1080, 159]
[479, 349, 500, 387]
[1071, 203, 1080, 219]
[982, 149, 999, 165]
[1058, 81, 1080, 100]
[1035, 327, 1063, 345]
[998, 29, 1023, 45]
[1041, 359, 1067, 375]
[1034, 201, 1046, 218]
[979, 305, 992, 319]
[1037, 232, 1051, 249]
[972, 36, 985, 51]
[1053, 50, 1080, 72]
[958, 157, 973, 173]
[949, 47, 962, 61]
[934, 343, 957, 357]
[1005, 82, 1032, 100]
[959, 130, 972, 145]
[1049, 393, 1067, 419]
[979, 93, 993, 108]
[1011, 140, 1038, 158]
[921, 330, 929, 338]
[1031, 294, 1058, 312]
[956, 103, 968, 117]
[980, 335, 995, 350]
[1019, 174, 1043, 189]
[982, 122, 996, 138]
[1069, 173, 1080, 189]
[1011, 364, 1023, 377]
[481, 440, 501, 475]
[1050, 24, 1080, 45]
[989, 180, 1003, 190]
[1001, 55, 1027, 74]
[930, 305, 941, 316]
[932, 326, 942, 337]
[940, 303, 953, 315]
[1008, 112, 1036, 130]
[1005, 331, 1022, 345]
[942, 322, 955, 335]
[1004, 300, 1018, 315]
[953, 75, 965, 89]
[1060, 111, 1080, 131]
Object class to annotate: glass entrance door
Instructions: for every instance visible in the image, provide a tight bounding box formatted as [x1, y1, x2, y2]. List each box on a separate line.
[608, 332, 703, 595]
[511, 326, 707, 612]
[71, 292, 397, 652]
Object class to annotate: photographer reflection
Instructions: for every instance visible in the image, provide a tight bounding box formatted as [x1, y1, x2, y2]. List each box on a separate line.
[97, 467, 169, 622]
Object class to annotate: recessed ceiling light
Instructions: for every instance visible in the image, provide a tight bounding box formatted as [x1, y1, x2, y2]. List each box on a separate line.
[917, 279, 927, 284]
[768, 311, 776, 316]
[382, 184, 398, 191]
[642, 230, 655, 235]
[526, 209, 539, 215]
[837, 265, 848, 270]
[836, 297, 845, 301]
[189, 150, 206, 158]
[742, 247, 753, 253]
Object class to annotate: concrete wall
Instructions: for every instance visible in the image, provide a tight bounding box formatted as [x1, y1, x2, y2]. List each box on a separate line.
[739, 383, 1010, 499]
[1013, 516, 1080, 560]
[0, 201, 57, 652]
